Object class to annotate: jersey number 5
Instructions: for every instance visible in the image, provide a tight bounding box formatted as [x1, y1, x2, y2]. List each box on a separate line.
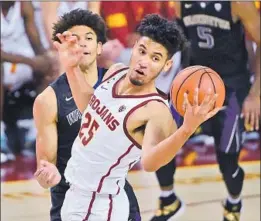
[79, 112, 99, 146]
[197, 26, 215, 49]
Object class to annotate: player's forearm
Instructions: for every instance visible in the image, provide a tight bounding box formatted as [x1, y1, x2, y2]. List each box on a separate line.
[141, 125, 194, 172]
[250, 45, 260, 96]
[66, 66, 94, 113]
[36, 136, 57, 169]
[1, 51, 33, 66]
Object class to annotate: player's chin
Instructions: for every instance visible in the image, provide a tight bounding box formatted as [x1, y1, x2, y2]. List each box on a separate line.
[129, 77, 144, 86]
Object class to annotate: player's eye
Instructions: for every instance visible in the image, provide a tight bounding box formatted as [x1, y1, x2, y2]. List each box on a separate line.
[86, 37, 93, 41]
[139, 49, 146, 55]
[152, 56, 160, 62]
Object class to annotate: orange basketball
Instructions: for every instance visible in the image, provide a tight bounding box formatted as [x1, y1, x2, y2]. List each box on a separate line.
[170, 65, 226, 116]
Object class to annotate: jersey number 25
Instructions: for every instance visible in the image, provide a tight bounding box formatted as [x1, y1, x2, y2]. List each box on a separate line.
[79, 112, 100, 146]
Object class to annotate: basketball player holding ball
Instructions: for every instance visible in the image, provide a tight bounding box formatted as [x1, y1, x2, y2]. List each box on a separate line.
[34, 14, 222, 220]
[151, 2, 260, 221]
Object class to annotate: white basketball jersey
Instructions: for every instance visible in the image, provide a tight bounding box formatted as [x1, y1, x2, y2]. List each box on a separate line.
[65, 68, 169, 195]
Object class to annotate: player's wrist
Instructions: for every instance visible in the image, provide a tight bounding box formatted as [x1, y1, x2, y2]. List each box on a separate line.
[179, 124, 196, 137]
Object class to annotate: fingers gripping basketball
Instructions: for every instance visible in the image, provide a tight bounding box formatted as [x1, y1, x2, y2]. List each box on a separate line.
[170, 65, 226, 116]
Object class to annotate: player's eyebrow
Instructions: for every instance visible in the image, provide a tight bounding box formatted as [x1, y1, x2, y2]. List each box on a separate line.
[153, 52, 163, 57]
[139, 43, 163, 57]
[139, 44, 147, 50]
[85, 32, 94, 35]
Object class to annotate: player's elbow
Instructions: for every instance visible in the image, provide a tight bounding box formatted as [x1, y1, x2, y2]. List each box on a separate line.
[141, 156, 160, 172]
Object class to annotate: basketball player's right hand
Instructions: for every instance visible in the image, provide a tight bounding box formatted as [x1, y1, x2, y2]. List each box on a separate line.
[53, 31, 83, 70]
[34, 160, 61, 189]
[182, 88, 221, 131]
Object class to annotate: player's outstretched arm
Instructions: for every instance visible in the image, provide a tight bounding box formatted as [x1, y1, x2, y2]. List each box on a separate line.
[141, 88, 220, 172]
[33, 87, 61, 188]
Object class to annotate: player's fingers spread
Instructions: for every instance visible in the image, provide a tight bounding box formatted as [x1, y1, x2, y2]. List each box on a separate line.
[183, 92, 191, 109]
[208, 93, 218, 110]
[68, 36, 77, 45]
[193, 88, 199, 106]
[56, 33, 65, 43]
[62, 31, 72, 40]
[53, 41, 61, 51]
[201, 89, 212, 107]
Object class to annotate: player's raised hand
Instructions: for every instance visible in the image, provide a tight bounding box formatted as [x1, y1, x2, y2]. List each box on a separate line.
[182, 88, 221, 130]
[53, 31, 83, 70]
[34, 160, 61, 189]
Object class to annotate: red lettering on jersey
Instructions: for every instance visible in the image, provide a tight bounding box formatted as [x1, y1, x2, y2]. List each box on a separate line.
[104, 113, 114, 125]
[100, 109, 109, 119]
[108, 119, 120, 131]
[96, 105, 106, 115]
[89, 95, 96, 106]
[88, 96, 120, 131]
[92, 99, 100, 110]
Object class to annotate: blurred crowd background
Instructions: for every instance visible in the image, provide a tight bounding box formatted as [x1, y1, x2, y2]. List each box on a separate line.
[0, 1, 260, 166]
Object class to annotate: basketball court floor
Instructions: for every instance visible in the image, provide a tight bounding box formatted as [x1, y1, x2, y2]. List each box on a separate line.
[1, 143, 260, 221]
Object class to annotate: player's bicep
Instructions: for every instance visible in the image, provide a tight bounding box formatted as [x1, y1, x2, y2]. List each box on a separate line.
[142, 106, 176, 154]
[33, 88, 58, 167]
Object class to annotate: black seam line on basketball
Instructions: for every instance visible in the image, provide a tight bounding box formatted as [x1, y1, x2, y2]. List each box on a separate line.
[205, 69, 217, 109]
[175, 67, 206, 110]
[197, 71, 209, 89]
[204, 68, 224, 86]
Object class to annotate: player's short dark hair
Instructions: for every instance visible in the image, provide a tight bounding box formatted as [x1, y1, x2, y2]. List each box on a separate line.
[136, 14, 188, 59]
[52, 9, 107, 44]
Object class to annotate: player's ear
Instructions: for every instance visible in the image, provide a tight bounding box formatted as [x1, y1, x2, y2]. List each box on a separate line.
[163, 58, 173, 73]
[97, 42, 102, 55]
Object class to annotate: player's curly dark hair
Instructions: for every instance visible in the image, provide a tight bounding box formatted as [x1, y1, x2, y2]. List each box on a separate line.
[136, 14, 189, 58]
[52, 9, 107, 44]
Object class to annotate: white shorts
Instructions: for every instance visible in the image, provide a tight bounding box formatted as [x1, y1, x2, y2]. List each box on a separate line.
[61, 185, 129, 221]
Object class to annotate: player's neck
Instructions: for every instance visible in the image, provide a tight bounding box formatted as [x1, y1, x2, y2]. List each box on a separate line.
[80, 62, 98, 87]
[118, 76, 157, 96]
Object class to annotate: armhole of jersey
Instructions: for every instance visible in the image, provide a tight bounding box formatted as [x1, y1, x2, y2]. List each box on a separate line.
[49, 85, 60, 123]
[101, 67, 129, 84]
[123, 98, 169, 150]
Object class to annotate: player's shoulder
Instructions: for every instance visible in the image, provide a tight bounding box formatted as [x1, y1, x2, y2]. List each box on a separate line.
[102, 63, 128, 81]
[33, 86, 57, 120]
[145, 100, 170, 117]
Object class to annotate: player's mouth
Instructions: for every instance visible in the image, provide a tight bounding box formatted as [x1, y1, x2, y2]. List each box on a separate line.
[83, 52, 90, 55]
[134, 69, 145, 76]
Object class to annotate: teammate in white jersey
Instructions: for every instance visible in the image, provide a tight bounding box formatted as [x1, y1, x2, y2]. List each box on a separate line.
[35, 14, 221, 220]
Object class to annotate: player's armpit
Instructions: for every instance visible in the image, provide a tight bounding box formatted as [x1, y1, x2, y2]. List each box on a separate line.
[141, 102, 178, 172]
[33, 87, 58, 169]
[102, 63, 128, 81]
